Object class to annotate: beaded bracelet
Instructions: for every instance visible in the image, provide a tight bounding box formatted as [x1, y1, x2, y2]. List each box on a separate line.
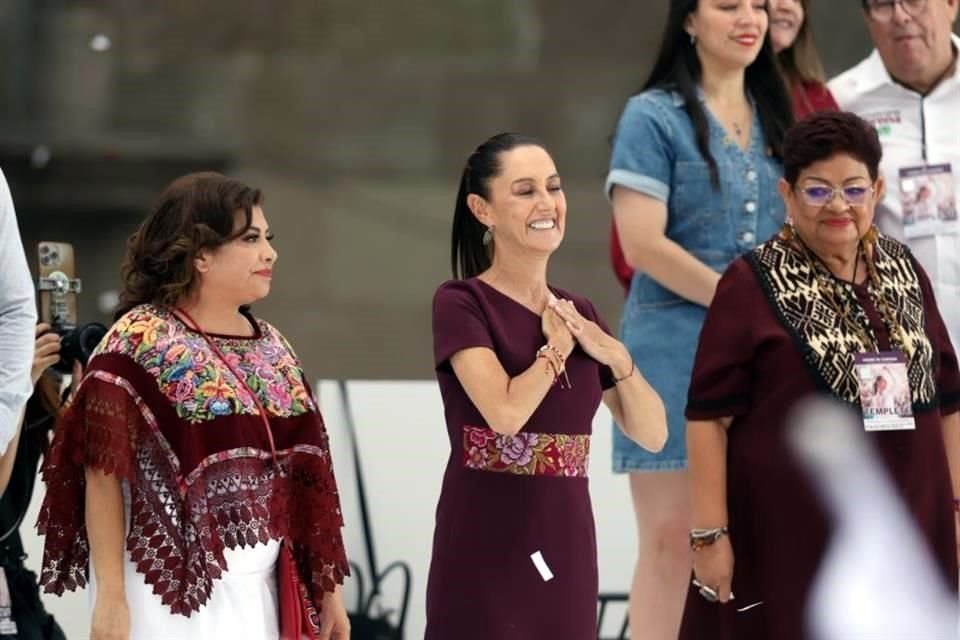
[536, 344, 571, 389]
[537, 352, 560, 384]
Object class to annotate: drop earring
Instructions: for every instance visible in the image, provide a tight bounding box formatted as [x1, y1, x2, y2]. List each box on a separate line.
[482, 226, 494, 246]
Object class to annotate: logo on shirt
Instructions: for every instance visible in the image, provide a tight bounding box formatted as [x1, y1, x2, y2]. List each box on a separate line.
[861, 110, 901, 137]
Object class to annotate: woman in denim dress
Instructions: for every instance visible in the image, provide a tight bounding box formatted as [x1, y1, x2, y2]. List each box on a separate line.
[605, 0, 793, 636]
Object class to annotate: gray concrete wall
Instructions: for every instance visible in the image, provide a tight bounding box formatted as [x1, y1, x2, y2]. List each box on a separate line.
[3, 2, 950, 379]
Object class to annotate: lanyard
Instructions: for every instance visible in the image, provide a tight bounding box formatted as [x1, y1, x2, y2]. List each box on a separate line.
[174, 308, 279, 467]
[793, 237, 911, 359]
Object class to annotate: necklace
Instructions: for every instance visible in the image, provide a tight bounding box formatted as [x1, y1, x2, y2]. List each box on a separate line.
[792, 236, 911, 358]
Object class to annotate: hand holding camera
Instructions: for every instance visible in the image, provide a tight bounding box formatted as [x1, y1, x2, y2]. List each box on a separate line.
[33, 322, 84, 389]
[37, 241, 106, 375]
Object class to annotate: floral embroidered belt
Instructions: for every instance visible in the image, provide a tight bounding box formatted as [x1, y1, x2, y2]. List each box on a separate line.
[462, 425, 590, 478]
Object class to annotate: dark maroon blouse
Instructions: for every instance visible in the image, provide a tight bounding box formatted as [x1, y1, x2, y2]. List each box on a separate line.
[680, 253, 960, 640]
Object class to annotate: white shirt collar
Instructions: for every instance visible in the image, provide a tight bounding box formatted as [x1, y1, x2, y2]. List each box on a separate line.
[856, 33, 960, 95]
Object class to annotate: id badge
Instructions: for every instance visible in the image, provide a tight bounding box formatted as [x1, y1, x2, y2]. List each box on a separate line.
[854, 351, 916, 431]
[899, 163, 958, 239]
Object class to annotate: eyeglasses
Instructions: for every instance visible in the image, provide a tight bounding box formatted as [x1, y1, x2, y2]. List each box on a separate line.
[798, 183, 874, 207]
[864, 0, 927, 22]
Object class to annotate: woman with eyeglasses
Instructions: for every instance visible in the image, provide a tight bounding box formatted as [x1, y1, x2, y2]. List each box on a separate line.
[681, 110, 960, 639]
[605, 1, 793, 636]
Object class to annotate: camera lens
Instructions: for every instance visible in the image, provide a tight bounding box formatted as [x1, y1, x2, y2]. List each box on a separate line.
[55, 322, 108, 373]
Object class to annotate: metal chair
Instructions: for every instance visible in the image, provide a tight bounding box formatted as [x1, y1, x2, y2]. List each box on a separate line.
[597, 591, 630, 640]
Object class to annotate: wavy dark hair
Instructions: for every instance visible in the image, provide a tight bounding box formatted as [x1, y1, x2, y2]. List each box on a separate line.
[116, 172, 263, 319]
[642, 0, 794, 186]
[451, 132, 547, 279]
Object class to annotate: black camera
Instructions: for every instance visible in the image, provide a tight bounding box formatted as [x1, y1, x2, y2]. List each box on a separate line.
[51, 322, 108, 373]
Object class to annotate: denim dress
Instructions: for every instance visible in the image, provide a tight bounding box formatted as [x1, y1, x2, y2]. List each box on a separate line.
[606, 89, 785, 471]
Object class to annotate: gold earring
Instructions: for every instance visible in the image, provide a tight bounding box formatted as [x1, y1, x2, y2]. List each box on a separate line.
[779, 219, 795, 241]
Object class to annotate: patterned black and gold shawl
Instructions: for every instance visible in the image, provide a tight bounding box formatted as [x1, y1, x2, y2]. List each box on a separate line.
[746, 234, 937, 410]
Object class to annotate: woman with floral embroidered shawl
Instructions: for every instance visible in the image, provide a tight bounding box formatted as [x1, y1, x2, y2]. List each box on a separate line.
[37, 173, 350, 640]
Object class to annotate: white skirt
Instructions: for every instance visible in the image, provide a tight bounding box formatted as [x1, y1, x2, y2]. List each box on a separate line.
[91, 485, 281, 640]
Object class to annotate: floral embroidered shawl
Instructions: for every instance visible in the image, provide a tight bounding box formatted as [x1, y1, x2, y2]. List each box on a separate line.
[37, 305, 349, 632]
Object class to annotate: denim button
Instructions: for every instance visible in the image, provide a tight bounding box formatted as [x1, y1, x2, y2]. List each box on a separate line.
[745, 201, 757, 213]
[740, 230, 755, 244]
[746, 170, 757, 181]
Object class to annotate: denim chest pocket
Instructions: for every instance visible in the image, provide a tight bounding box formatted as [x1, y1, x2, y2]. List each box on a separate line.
[669, 160, 732, 251]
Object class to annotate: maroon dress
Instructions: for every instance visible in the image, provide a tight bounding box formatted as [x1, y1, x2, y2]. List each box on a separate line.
[680, 236, 960, 640]
[425, 278, 615, 640]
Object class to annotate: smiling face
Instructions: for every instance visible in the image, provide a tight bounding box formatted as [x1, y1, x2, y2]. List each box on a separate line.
[876, 375, 888, 392]
[865, 0, 959, 91]
[687, 0, 770, 71]
[779, 153, 884, 257]
[194, 205, 278, 306]
[467, 145, 566, 260]
[768, 0, 804, 53]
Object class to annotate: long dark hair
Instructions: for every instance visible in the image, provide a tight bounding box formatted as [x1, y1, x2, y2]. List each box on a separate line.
[116, 172, 263, 319]
[450, 133, 546, 279]
[642, 0, 794, 186]
[776, 0, 827, 86]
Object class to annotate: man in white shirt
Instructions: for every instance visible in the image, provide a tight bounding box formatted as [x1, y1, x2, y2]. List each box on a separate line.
[830, 0, 960, 348]
[0, 168, 37, 491]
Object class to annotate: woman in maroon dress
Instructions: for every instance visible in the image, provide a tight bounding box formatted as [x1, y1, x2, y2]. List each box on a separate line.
[425, 133, 667, 639]
[681, 112, 960, 639]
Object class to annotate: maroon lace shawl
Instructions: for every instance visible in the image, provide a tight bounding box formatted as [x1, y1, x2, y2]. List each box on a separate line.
[36, 306, 349, 632]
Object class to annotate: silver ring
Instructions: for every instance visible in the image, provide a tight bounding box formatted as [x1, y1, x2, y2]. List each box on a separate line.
[693, 579, 719, 602]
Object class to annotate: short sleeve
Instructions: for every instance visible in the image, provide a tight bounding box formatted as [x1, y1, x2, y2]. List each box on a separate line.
[605, 93, 675, 203]
[578, 297, 616, 391]
[685, 259, 759, 420]
[913, 258, 960, 415]
[433, 281, 495, 373]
